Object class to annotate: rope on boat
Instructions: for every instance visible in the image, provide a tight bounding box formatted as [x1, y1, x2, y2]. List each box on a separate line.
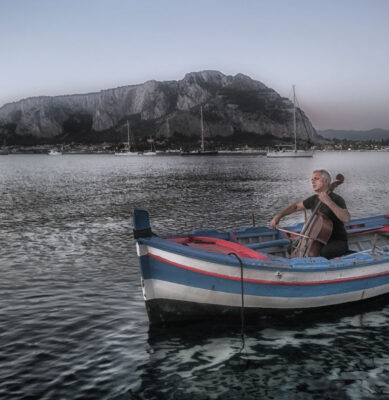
[228, 252, 246, 352]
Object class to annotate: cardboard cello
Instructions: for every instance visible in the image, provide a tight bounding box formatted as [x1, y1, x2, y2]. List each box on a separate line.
[290, 174, 345, 258]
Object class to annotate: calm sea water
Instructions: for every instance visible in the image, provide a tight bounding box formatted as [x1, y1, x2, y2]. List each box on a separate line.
[0, 152, 388, 400]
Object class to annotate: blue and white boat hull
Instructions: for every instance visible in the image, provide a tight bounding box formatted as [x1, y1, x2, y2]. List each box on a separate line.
[134, 210, 389, 324]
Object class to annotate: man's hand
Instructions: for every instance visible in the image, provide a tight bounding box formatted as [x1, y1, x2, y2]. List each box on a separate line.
[269, 202, 305, 229]
[317, 192, 331, 206]
[269, 215, 280, 229]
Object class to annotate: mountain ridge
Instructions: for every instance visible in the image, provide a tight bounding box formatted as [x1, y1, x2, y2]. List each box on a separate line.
[0, 70, 318, 146]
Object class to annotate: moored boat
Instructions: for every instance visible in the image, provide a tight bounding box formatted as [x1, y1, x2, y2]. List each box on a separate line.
[266, 145, 313, 158]
[266, 85, 313, 158]
[133, 210, 389, 325]
[115, 120, 139, 156]
[142, 137, 157, 156]
[180, 106, 218, 156]
[180, 150, 219, 156]
[48, 149, 62, 156]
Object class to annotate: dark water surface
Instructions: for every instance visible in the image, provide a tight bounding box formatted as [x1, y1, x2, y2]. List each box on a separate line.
[1, 152, 388, 399]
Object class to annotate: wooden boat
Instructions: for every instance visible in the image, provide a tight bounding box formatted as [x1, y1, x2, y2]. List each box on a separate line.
[133, 210, 389, 325]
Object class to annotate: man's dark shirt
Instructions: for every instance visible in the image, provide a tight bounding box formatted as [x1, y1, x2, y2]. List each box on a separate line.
[303, 192, 348, 242]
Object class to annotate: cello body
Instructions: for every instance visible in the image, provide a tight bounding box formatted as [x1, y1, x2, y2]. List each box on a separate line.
[291, 213, 333, 258]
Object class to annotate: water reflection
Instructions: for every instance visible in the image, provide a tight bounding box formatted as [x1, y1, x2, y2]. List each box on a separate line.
[141, 303, 389, 399]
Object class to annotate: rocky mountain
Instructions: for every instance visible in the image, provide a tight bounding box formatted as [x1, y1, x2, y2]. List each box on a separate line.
[318, 129, 389, 142]
[0, 70, 318, 146]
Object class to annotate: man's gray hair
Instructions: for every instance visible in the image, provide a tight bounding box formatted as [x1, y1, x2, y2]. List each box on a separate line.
[314, 169, 331, 183]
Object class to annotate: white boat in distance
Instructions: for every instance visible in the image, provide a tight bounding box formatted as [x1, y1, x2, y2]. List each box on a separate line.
[181, 106, 218, 156]
[48, 149, 62, 156]
[267, 145, 313, 158]
[267, 86, 313, 158]
[143, 137, 157, 156]
[115, 121, 138, 156]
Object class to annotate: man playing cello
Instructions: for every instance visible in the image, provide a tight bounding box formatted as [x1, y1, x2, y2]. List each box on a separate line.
[269, 169, 351, 259]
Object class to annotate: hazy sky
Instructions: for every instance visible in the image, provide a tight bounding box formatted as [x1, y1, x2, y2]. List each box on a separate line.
[1, 0, 388, 130]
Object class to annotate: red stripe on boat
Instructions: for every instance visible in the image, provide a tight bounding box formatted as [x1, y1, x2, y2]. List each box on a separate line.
[167, 236, 269, 260]
[148, 253, 389, 286]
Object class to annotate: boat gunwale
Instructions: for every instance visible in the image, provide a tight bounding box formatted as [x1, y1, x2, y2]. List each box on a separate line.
[137, 235, 389, 273]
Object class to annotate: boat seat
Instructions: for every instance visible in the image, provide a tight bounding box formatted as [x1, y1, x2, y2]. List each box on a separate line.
[246, 239, 290, 249]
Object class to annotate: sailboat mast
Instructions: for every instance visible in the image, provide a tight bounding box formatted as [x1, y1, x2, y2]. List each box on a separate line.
[293, 85, 296, 151]
[127, 120, 130, 149]
[200, 106, 204, 152]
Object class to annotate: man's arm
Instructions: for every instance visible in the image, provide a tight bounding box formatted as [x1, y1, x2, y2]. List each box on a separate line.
[269, 201, 305, 229]
[317, 193, 351, 223]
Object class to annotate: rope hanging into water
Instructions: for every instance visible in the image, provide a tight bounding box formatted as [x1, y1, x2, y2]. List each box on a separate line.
[228, 252, 245, 351]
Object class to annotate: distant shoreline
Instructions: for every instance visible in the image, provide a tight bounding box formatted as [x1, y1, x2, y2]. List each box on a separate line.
[2, 149, 388, 156]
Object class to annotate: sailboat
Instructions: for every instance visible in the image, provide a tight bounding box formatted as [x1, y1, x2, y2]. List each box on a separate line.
[267, 86, 313, 158]
[181, 106, 218, 156]
[143, 137, 157, 156]
[0, 138, 9, 155]
[115, 120, 138, 156]
[48, 145, 63, 156]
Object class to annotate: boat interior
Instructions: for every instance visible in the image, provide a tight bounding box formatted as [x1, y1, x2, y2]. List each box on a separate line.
[167, 215, 389, 260]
